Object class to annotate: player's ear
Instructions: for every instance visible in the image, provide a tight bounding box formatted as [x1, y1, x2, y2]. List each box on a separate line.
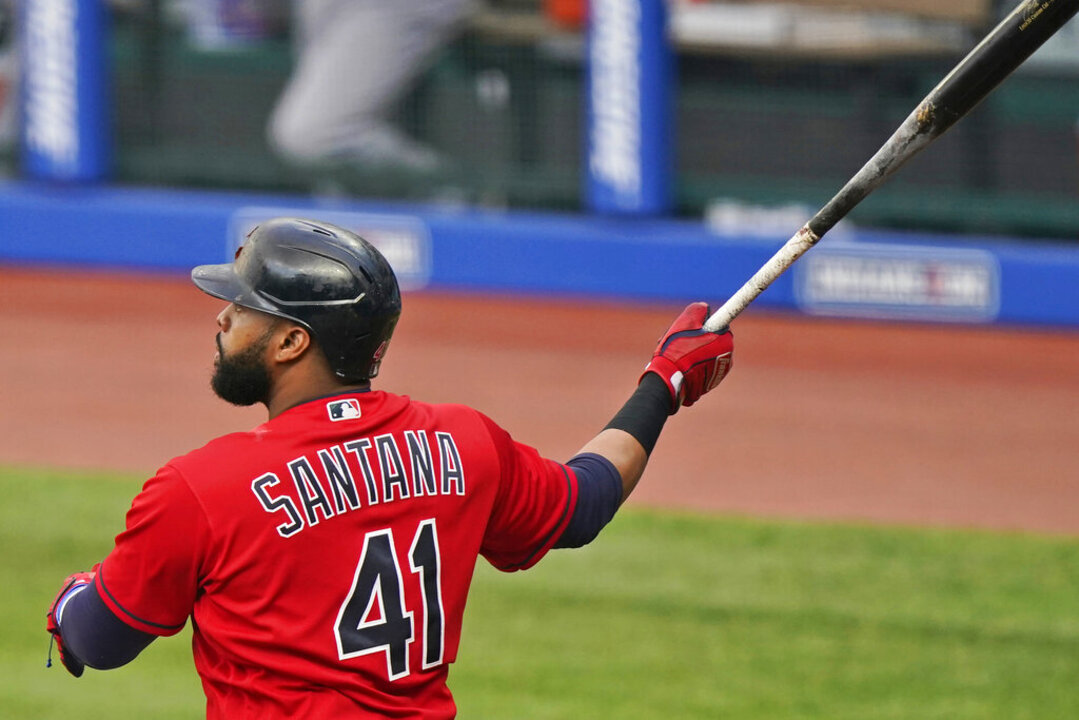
[274, 324, 312, 364]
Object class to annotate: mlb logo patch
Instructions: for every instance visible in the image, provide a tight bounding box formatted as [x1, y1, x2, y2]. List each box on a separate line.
[327, 399, 362, 421]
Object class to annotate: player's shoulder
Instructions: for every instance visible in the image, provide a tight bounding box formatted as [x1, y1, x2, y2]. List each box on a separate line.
[165, 429, 267, 476]
[369, 389, 492, 427]
[407, 397, 505, 439]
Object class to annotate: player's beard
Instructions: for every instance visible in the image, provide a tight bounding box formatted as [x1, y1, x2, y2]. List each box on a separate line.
[211, 330, 274, 407]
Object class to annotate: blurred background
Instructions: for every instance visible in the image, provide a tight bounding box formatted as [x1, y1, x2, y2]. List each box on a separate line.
[3, 0, 1079, 239]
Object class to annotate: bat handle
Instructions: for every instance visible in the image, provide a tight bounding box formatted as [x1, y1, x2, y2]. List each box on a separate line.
[702, 224, 822, 333]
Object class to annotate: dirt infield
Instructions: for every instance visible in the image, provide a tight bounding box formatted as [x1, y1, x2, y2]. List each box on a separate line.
[3, 266, 1077, 534]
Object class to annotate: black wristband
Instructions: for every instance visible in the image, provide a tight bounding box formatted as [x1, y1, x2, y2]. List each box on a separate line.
[604, 373, 671, 455]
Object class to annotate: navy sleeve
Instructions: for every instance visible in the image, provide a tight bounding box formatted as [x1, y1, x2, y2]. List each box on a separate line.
[554, 452, 623, 549]
[59, 579, 157, 670]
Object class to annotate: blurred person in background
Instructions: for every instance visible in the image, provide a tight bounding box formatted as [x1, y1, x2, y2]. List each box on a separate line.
[267, 0, 476, 174]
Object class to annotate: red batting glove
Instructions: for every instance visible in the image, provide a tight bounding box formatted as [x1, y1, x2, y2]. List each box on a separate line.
[642, 302, 734, 413]
[46, 570, 96, 677]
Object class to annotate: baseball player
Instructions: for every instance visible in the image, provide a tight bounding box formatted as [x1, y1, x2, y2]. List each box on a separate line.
[46, 218, 733, 718]
[268, 0, 474, 172]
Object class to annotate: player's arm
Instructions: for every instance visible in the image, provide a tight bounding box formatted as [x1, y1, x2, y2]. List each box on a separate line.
[555, 303, 733, 548]
[46, 465, 206, 676]
[46, 571, 157, 676]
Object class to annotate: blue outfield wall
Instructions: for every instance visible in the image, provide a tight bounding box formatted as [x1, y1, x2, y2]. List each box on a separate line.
[1, 180, 1078, 328]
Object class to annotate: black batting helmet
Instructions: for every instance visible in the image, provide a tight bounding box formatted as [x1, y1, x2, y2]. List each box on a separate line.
[191, 217, 401, 382]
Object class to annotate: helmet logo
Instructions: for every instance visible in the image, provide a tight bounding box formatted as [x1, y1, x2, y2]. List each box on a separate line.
[327, 399, 362, 421]
[369, 340, 389, 377]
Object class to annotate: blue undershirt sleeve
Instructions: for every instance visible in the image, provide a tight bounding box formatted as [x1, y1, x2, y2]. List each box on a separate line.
[60, 580, 157, 670]
[554, 452, 623, 549]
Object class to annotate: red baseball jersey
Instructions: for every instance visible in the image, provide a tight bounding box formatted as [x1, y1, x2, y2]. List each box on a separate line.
[95, 390, 579, 718]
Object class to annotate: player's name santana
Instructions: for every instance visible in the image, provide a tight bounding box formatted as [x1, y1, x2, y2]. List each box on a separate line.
[251, 430, 464, 538]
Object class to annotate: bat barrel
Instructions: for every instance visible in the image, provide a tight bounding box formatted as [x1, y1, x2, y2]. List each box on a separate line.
[702, 0, 1079, 334]
[928, 0, 1079, 137]
[814, 0, 1079, 239]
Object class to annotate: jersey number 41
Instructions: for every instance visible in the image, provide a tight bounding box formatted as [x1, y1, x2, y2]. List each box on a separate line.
[334, 519, 445, 680]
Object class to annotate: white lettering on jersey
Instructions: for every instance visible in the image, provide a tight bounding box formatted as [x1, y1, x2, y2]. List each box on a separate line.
[251, 432, 466, 538]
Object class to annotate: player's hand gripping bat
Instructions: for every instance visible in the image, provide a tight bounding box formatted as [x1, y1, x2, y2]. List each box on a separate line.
[702, 0, 1079, 333]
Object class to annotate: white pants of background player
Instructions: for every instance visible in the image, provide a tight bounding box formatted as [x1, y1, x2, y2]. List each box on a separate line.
[268, 0, 474, 171]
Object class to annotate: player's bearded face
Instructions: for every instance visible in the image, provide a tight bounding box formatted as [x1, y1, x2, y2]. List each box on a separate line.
[211, 327, 275, 406]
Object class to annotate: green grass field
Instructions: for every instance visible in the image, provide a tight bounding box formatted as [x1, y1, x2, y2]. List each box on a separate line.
[4, 467, 1078, 719]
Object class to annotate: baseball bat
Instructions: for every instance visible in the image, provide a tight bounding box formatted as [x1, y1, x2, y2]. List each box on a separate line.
[703, 0, 1079, 333]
